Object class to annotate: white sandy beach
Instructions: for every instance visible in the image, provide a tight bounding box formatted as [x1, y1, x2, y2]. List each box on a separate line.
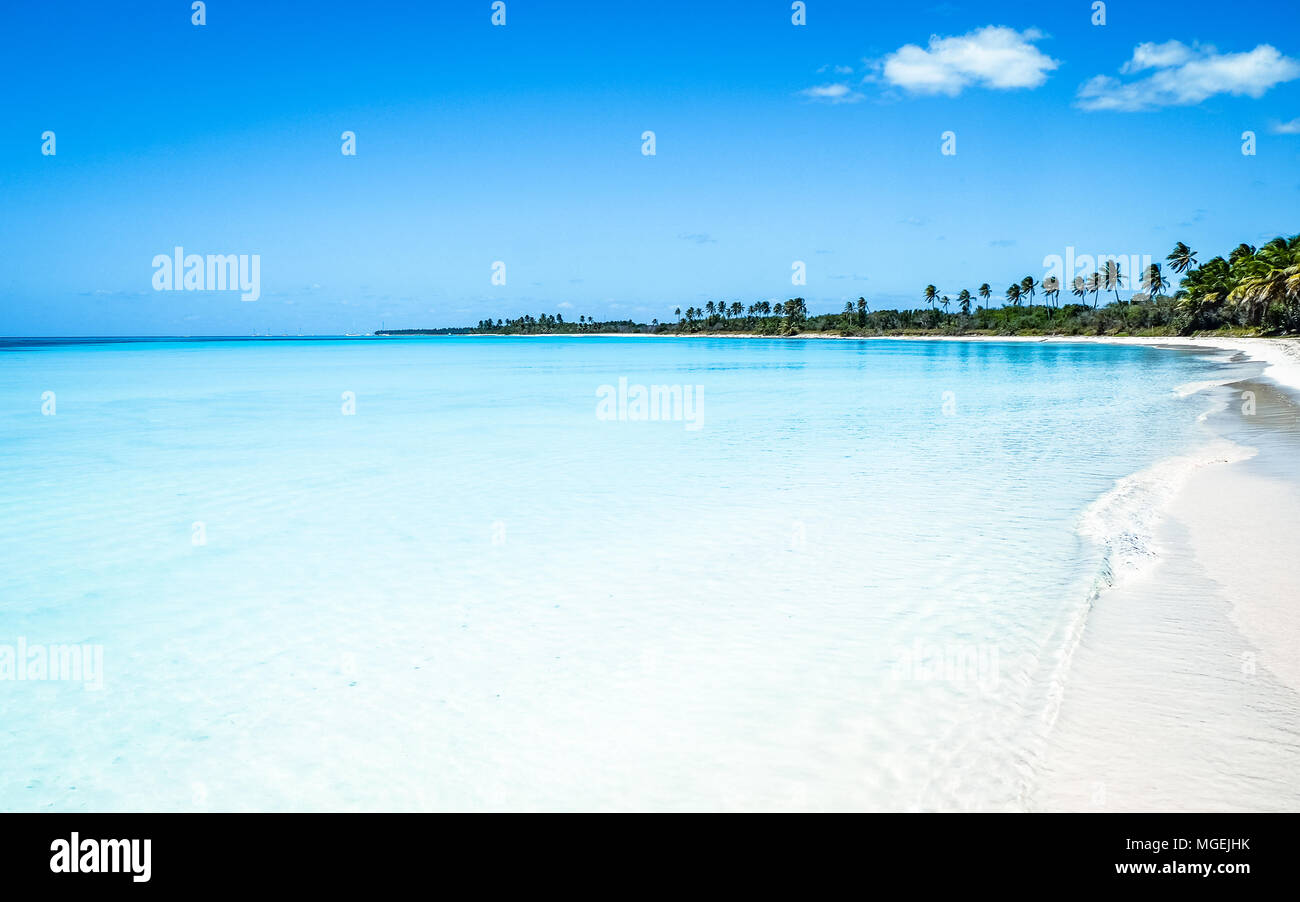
[849, 333, 1300, 809]
[1029, 336, 1300, 810]
[667, 330, 1300, 809]
[902, 334, 1300, 809]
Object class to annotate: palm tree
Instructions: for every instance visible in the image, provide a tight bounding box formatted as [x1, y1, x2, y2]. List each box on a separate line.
[924, 284, 939, 311]
[674, 307, 681, 323]
[1086, 271, 1102, 308]
[957, 288, 972, 316]
[1177, 255, 1231, 328]
[843, 300, 855, 326]
[705, 301, 716, 319]
[1006, 283, 1022, 306]
[856, 297, 868, 325]
[729, 301, 743, 319]
[941, 295, 951, 316]
[1043, 276, 1060, 310]
[781, 298, 807, 328]
[978, 283, 991, 310]
[1020, 276, 1037, 309]
[1103, 260, 1122, 304]
[1072, 275, 1087, 305]
[1143, 263, 1168, 301]
[1229, 236, 1300, 326]
[1167, 242, 1197, 274]
[1228, 243, 1257, 272]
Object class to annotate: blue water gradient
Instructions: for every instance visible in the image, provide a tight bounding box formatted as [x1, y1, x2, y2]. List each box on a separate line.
[0, 336, 1239, 810]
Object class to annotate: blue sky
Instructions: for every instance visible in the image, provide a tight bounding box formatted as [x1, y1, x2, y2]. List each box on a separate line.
[1, 0, 1297, 335]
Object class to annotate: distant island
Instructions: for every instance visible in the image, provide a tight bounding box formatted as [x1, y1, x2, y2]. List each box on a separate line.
[379, 235, 1299, 338]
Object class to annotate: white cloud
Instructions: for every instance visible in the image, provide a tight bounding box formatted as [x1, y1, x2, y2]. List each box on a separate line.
[1078, 42, 1300, 111]
[1121, 40, 1196, 73]
[1273, 117, 1300, 134]
[800, 82, 864, 103]
[877, 26, 1059, 96]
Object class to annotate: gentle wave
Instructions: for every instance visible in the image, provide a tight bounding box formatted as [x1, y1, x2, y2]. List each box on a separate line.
[1172, 378, 1235, 399]
[1078, 437, 1253, 586]
[1027, 394, 1256, 800]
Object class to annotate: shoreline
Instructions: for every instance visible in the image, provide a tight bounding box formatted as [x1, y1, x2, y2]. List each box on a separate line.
[1030, 335, 1300, 810]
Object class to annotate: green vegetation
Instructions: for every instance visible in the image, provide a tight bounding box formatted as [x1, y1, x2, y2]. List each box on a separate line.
[380, 314, 646, 335]
[378, 234, 1300, 338]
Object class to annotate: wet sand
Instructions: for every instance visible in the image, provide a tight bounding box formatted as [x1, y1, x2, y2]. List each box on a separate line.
[1033, 367, 1300, 811]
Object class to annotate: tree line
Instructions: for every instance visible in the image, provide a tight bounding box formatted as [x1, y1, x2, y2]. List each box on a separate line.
[378, 234, 1299, 337]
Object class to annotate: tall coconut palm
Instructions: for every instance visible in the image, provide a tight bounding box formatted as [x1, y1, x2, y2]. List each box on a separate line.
[941, 295, 951, 315]
[1020, 275, 1037, 309]
[1043, 275, 1061, 309]
[843, 300, 855, 326]
[957, 288, 972, 316]
[1039, 276, 1058, 322]
[924, 284, 939, 311]
[1167, 242, 1197, 274]
[978, 283, 991, 310]
[1072, 275, 1087, 305]
[1006, 283, 1022, 306]
[857, 297, 868, 325]
[1103, 260, 1123, 304]
[1086, 271, 1102, 308]
[1143, 263, 1168, 301]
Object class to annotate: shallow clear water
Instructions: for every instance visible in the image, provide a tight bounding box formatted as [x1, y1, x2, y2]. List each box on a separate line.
[0, 336, 1239, 810]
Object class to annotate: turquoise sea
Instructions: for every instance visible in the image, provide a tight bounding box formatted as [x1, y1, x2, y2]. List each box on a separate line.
[0, 336, 1260, 810]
